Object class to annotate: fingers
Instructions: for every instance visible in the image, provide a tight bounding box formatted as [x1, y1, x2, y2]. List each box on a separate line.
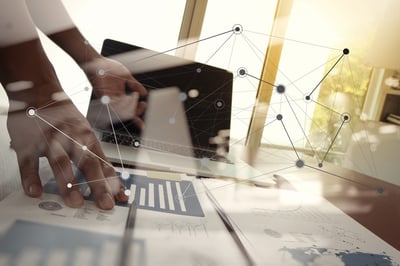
[71, 139, 116, 210]
[102, 162, 129, 203]
[46, 140, 84, 208]
[126, 77, 147, 96]
[16, 151, 42, 197]
[79, 135, 128, 203]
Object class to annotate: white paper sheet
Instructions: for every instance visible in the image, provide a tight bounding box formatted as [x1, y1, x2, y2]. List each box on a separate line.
[202, 177, 400, 266]
[0, 168, 248, 266]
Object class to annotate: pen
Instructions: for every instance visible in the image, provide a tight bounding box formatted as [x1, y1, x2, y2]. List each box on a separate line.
[119, 200, 137, 266]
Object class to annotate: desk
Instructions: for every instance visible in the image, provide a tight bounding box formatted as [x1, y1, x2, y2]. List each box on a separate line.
[0, 122, 399, 265]
[250, 146, 400, 251]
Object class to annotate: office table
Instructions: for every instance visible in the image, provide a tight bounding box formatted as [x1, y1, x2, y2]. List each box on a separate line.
[0, 113, 399, 265]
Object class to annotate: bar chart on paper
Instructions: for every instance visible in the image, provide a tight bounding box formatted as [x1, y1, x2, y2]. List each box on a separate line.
[122, 173, 205, 217]
[44, 171, 204, 217]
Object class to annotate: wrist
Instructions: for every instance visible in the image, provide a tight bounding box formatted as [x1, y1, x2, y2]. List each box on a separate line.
[0, 39, 66, 110]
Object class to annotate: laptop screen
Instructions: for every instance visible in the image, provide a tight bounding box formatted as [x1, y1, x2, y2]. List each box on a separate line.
[87, 39, 233, 157]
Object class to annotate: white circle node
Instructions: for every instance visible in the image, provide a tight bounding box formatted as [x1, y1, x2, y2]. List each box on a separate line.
[121, 171, 130, 180]
[188, 89, 199, 98]
[133, 140, 140, 147]
[67, 183, 72, 189]
[82, 145, 88, 151]
[101, 95, 110, 105]
[97, 69, 106, 76]
[27, 108, 36, 117]
[124, 189, 131, 196]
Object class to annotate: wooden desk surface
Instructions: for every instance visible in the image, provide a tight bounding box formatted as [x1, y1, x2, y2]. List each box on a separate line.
[250, 147, 400, 251]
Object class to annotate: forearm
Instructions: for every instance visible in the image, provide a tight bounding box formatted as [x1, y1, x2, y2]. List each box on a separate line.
[25, 0, 101, 66]
[0, 39, 62, 109]
[48, 27, 101, 65]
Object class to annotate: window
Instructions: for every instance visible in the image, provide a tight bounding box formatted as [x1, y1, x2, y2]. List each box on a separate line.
[42, 0, 187, 114]
[194, 0, 278, 142]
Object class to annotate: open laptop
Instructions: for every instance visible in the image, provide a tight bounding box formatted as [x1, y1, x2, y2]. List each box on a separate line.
[86, 39, 261, 179]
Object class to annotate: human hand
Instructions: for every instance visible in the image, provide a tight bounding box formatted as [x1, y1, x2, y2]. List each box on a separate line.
[7, 82, 128, 210]
[83, 57, 147, 129]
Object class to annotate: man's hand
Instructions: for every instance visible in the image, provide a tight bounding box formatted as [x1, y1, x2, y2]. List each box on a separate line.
[83, 57, 147, 130]
[7, 91, 128, 209]
[1, 38, 128, 209]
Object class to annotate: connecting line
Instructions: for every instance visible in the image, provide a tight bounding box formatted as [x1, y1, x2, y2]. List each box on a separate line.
[308, 53, 345, 97]
[106, 104, 125, 171]
[227, 34, 237, 68]
[34, 113, 114, 169]
[121, 29, 234, 68]
[205, 32, 235, 64]
[279, 119, 300, 160]
[230, 119, 276, 146]
[241, 33, 265, 62]
[244, 29, 342, 51]
[71, 175, 121, 187]
[283, 94, 320, 164]
[305, 164, 383, 192]
[321, 120, 345, 164]
[180, 182, 192, 201]
[310, 99, 341, 115]
[246, 72, 276, 87]
[184, 165, 296, 201]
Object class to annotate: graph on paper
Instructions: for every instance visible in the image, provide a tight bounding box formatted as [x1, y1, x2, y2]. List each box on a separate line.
[122, 173, 204, 217]
[0, 220, 146, 266]
[43, 171, 204, 217]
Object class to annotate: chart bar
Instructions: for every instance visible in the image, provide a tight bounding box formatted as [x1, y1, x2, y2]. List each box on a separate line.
[148, 183, 155, 208]
[139, 188, 146, 206]
[158, 184, 166, 209]
[166, 181, 175, 211]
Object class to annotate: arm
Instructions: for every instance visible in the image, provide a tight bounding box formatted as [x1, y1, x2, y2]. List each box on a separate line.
[0, 0, 127, 209]
[25, 0, 147, 97]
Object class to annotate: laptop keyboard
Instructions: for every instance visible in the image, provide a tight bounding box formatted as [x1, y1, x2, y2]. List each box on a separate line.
[101, 132, 233, 164]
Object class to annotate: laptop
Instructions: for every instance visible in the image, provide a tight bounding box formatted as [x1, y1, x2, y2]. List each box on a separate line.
[86, 39, 261, 179]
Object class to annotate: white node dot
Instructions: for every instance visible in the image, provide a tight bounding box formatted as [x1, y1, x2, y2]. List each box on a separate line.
[196, 68, 202, 73]
[124, 189, 131, 196]
[188, 89, 199, 98]
[82, 145, 88, 151]
[97, 68, 105, 76]
[27, 108, 36, 117]
[67, 183, 72, 189]
[133, 140, 140, 147]
[100, 95, 110, 105]
[121, 171, 130, 180]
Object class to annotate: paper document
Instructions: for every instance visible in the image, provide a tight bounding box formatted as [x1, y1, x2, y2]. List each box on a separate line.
[202, 177, 400, 266]
[0, 168, 249, 266]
